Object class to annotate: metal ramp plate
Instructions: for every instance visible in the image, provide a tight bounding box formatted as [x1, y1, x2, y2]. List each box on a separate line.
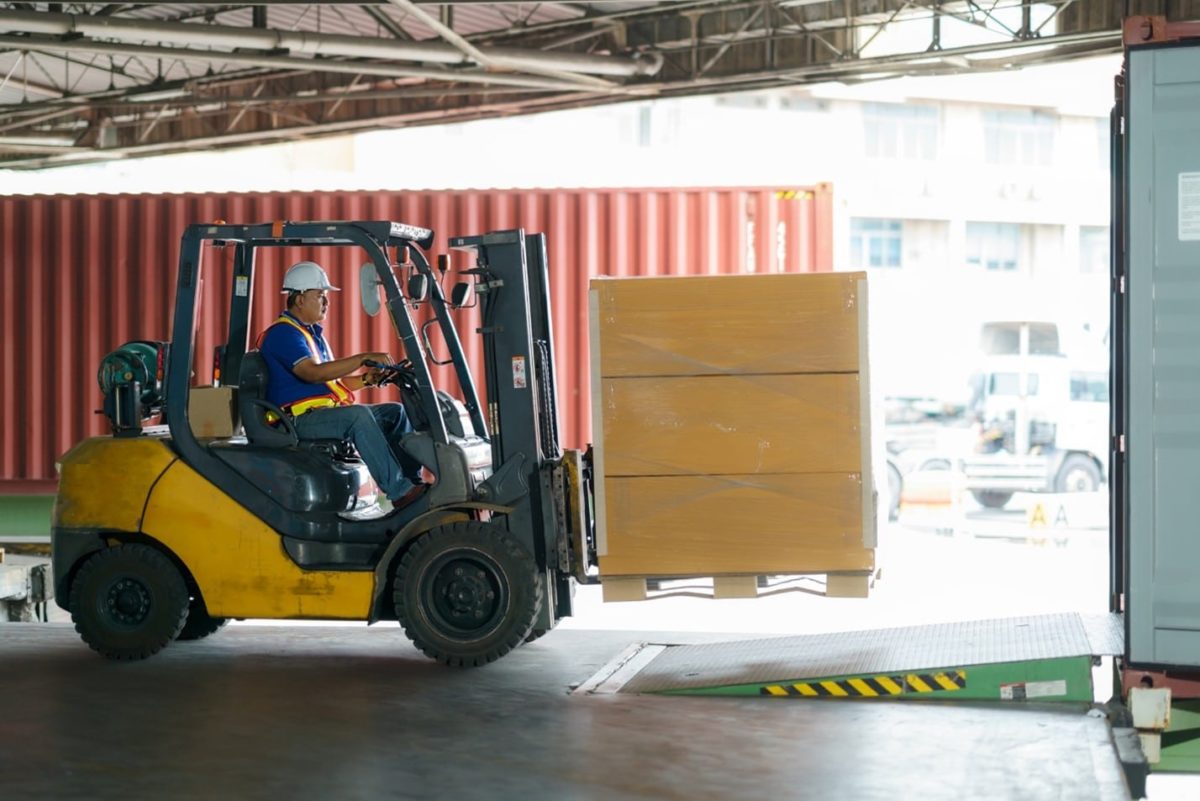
[589, 613, 1122, 702]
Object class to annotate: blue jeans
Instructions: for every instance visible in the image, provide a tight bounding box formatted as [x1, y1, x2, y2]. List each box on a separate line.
[293, 403, 420, 501]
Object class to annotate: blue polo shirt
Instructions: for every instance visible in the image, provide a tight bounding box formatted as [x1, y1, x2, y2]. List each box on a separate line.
[257, 311, 340, 409]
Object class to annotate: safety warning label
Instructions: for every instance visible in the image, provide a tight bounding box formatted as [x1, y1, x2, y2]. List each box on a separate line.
[1000, 679, 1068, 701]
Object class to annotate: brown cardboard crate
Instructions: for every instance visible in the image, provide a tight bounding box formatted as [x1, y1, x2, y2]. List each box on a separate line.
[600, 373, 860, 477]
[597, 473, 872, 577]
[592, 272, 862, 378]
[589, 271, 876, 583]
[189, 386, 239, 439]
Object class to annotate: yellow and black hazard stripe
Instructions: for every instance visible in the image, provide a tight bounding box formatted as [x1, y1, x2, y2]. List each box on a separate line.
[760, 670, 966, 698]
[774, 189, 815, 201]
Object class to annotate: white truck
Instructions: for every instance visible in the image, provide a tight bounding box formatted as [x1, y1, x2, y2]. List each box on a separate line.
[959, 322, 1108, 509]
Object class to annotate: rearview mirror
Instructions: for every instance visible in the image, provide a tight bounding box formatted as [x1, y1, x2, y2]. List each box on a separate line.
[407, 274, 430, 303]
[359, 263, 382, 317]
[450, 281, 473, 309]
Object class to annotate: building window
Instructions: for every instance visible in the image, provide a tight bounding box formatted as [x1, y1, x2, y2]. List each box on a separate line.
[716, 92, 770, 110]
[1070, 371, 1109, 402]
[990, 372, 1039, 396]
[780, 94, 826, 112]
[863, 103, 938, 160]
[851, 218, 902, 269]
[1080, 226, 1109, 274]
[983, 109, 1055, 166]
[966, 222, 1020, 271]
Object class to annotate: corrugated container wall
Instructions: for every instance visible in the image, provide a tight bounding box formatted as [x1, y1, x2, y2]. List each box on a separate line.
[0, 186, 832, 491]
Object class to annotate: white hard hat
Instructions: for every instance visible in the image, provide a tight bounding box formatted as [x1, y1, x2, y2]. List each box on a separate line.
[281, 261, 339, 293]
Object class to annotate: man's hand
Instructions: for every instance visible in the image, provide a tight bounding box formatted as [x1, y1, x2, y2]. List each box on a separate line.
[359, 352, 392, 367]
[362, 367, 384, 387]
[295, 351, 391, 384]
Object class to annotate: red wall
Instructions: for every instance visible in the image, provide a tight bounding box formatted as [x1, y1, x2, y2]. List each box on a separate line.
[0, 185, 833, 491]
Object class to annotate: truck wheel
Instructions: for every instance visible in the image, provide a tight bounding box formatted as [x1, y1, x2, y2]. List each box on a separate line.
[1056, 455, 1102, 493]
[68, 544, 189, 661]
[972, 490, 1014, 509]
[886, 461, 903, 521]
[394, 521, 543, 667]
[176, 594, 229, 641]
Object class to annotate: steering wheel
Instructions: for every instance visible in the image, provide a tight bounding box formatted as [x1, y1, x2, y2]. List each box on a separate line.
[364, 359, 416, 388]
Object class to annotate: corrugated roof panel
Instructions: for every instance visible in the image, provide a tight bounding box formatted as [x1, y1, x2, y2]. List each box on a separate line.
[119, 4, 212, 23]
[440, 3, 586, 37]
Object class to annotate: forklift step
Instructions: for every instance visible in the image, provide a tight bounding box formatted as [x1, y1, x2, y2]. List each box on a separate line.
[577, 612, 1123, 703]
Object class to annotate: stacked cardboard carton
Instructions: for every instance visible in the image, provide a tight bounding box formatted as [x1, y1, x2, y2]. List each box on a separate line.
[589, 271, 875, 596]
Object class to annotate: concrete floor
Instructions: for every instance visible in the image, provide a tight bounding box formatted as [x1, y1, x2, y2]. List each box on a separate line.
[0, 623, 1130, 801]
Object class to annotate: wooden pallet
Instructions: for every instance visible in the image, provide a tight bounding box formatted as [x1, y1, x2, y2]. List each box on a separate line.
[600, 570, 877, 603]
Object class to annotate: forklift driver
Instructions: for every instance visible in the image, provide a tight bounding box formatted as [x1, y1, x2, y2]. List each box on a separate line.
[256, 260, 428, 511]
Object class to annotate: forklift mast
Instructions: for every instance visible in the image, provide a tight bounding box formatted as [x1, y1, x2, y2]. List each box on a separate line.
[449, 230, 574, 628]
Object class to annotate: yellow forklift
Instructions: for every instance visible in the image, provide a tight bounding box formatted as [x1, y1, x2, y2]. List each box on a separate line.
[52, 221, 593, 666]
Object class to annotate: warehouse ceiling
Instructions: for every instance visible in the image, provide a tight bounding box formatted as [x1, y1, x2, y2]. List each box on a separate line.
[0, 0, 1186, 168]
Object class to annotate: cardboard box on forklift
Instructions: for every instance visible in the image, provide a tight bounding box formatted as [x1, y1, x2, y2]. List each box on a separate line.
[189, 386, 238, 439]
[589, 271, 877, 591]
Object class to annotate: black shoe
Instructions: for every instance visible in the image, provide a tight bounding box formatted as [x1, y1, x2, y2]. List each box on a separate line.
[390, 482, 428, 511]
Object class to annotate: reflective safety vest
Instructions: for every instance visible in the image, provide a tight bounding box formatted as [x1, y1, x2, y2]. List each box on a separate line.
[258, 314, 355, 419]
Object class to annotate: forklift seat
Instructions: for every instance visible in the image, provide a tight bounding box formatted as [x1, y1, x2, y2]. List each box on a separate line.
[204, 350, 368, 516]
[238, 351, 353, 459]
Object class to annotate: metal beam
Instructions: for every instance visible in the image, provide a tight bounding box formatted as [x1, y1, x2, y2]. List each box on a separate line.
[12, 1, 632, 4]
[385, 0, 497, 66]
[0, 86, 614, 168]
[0, 34, 631, 92]
[384, 0, 618, 87]
[0, 52, 62, 98]
[361, 5, 412, 40]
[0, 9, 662, 77]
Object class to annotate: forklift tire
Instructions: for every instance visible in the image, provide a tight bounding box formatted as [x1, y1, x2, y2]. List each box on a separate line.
[971, 490, 1014, 509]
[394, 521, 542, 667]
[68, 544, 190, 661]
[176, 594, 229, 641]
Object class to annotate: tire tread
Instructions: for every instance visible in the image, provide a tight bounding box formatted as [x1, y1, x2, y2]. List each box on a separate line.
[394, 521, 542, 667]
[68, 544, 189, 661]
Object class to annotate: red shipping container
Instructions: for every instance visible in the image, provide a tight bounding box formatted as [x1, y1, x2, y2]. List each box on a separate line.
[0, 185, 833, 491]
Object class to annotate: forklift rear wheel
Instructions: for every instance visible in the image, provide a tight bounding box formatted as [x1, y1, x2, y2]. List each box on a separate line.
[394, 521, 542, 667]
[971, 490, 1013, 509]
[68, 544, 190, 661]
[176, 593, 229, 641]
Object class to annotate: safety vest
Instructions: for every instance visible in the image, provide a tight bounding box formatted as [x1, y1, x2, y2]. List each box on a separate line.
[258, 314, 355, 419]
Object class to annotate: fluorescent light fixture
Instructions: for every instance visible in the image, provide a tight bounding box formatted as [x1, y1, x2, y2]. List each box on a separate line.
[128, 86, 190, 103]
[0, 134, 77, 147]
[53, 150, 128, 162]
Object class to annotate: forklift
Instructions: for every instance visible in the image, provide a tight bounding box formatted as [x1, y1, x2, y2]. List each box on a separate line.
[52, 221, 594, 666]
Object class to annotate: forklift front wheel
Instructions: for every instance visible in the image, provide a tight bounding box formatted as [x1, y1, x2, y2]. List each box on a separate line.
[68, 543, 190, 661]
[394, 521, 543, 667]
